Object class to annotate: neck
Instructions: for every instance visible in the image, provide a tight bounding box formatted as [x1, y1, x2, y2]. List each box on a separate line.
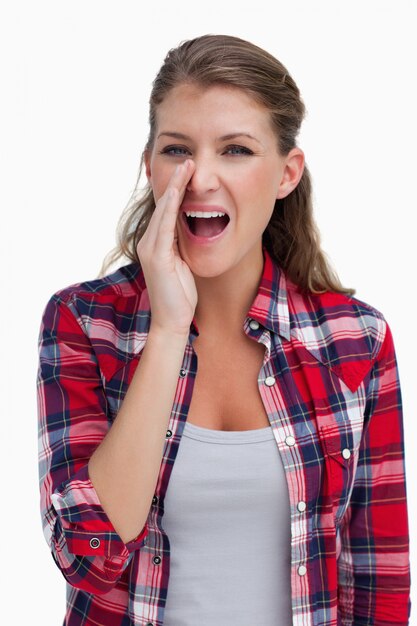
[193, 244, 264, 334]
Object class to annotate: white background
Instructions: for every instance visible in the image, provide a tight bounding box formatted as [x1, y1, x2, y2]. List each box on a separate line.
[2, 1, 416, 623]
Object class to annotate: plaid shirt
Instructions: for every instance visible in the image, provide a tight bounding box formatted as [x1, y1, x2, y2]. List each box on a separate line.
[37, 246, 411, 626]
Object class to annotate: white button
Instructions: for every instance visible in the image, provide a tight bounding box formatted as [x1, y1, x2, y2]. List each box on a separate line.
[297, 500, 307, 512]
[285, 435, 295, 447]
[298, 564, 307, 576]
[249, 319, 260, 330]
[265, 376, 275, 386]
[89, 537, 100, 549]
[342, 448, 351, 460]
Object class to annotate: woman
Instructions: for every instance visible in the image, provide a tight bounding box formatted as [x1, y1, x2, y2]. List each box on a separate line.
[37, 34, 411, 625]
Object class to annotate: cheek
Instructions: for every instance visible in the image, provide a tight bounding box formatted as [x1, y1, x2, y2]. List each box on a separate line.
[237, 165, 279, 206]
[149, 166, 173, 202]
[239, 161, 277, 188]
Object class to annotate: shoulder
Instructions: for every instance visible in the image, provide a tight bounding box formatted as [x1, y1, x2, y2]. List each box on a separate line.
[51, 261, 145, 304]
[39, 262, 149, 380]
[286, 282, 388, 391]
[43, 260, 149, 330]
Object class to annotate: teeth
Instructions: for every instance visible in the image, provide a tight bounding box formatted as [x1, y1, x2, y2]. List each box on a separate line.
[184, 211, 226, 218]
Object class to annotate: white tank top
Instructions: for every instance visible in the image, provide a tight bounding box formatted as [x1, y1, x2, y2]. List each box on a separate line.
[162, 420, 292, 625]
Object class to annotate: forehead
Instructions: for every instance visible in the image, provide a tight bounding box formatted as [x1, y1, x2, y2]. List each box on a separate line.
[155, 83, 274, 137]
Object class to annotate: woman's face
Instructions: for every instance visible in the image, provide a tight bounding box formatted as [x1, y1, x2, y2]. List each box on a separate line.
[144, 83, 304, 277]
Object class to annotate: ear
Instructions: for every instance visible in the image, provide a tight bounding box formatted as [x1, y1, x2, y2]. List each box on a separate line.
[276, 148, 305, 199]
[144, 150, 152, 182]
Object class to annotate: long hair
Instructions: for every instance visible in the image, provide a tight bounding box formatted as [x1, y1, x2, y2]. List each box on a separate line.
[98, 34, 354, 296]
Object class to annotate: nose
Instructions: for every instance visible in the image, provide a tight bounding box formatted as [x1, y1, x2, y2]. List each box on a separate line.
[185, 157, 220, 193]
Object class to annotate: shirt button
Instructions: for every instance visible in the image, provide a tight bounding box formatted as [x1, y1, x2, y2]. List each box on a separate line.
[342, 448, 351, 460]
[152, 555, 162, 565]
[166, 429, 173, 438]
[89, 537, 100, 549]
[179, 368, 186, 378]
[285, 435, 296, 447]
[265, 376, 275, 386]
[249, 319, 260, 330]
[297, 500, 307, 512]
[298, 564, 307, 576]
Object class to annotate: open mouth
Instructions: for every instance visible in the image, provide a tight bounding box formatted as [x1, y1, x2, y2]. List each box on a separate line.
[182, 213, 230, 238]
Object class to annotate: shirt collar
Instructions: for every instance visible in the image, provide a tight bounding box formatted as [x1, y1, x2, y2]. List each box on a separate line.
[246, 245, 291, 341]
[137, 245, 291, 342]
[134, 245, 373, 393]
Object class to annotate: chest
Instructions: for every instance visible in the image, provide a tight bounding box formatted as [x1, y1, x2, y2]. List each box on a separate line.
[186, 331, 270, 431]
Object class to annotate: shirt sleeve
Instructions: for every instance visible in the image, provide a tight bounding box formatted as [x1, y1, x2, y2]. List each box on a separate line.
[337, 320, 411, 625]
[37, 292, 149, 594]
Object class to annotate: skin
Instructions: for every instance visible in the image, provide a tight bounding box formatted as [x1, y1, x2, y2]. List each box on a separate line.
[144, 83, 305, 334]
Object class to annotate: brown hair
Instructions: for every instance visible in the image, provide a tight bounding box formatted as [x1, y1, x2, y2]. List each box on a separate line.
[98, 34, 354, 296]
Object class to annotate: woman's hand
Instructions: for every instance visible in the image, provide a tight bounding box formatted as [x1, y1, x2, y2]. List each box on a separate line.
[136, 159, 198, 337]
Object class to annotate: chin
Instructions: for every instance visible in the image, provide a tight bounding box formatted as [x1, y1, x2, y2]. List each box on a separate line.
[178, 245, 229, 276]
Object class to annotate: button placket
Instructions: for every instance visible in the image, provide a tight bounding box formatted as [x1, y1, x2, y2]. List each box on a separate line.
[263, 363, 308, 576]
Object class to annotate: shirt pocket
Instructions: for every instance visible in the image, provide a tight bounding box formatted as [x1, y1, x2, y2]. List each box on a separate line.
[318, 424, 360, 523]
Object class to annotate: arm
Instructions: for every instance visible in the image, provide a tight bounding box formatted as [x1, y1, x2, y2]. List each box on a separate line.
[337, 321, 411, 625]
[37, 295, 156, 593]
[36, 293, 148, 594]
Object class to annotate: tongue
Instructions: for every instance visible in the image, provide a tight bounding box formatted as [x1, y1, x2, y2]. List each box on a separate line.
[193, 216, 228, 237]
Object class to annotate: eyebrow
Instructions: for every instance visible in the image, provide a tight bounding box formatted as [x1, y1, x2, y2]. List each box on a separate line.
[157, 131, 262, 145]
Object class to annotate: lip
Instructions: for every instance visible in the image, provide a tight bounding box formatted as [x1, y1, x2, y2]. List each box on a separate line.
[180, 211, 231, 245]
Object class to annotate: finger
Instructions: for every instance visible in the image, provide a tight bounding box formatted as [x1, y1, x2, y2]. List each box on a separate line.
[175, 158, 195, 197]
[155, 186, 183, 254]
[145, 162, 189, 249]
[173, 222, 180, 257]
[160, 158, 195, 225]
[160, 159, 194, 209]
[152, 160, 195, 251]
[162, 158, 195, 207]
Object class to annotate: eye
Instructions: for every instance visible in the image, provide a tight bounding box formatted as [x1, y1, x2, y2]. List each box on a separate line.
[224, 144, 253, 156]
[158, 144, 254, 157]
[159, 145, 189, 156]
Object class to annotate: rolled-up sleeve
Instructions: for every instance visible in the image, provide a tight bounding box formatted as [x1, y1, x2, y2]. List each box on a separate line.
[37, 293, 148, 594]
[337, 320, 411, 625]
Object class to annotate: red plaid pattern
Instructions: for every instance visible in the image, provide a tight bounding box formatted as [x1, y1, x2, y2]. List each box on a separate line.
[37, 246, 411, 625]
